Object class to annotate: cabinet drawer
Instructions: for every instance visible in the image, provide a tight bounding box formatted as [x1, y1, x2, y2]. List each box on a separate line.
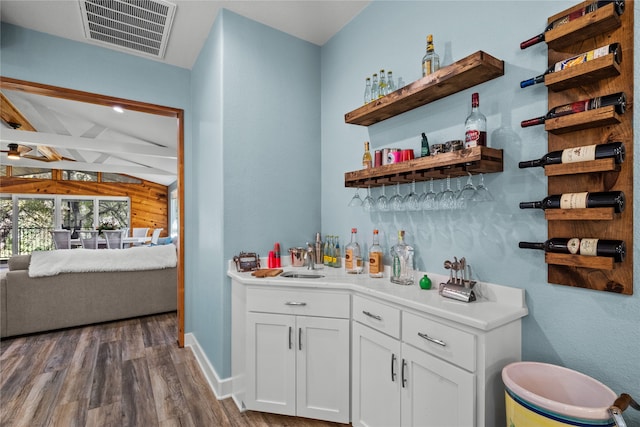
[247, 288, 350, 318]
[402, 311, 476, 372]
[352, 295, 400, 339]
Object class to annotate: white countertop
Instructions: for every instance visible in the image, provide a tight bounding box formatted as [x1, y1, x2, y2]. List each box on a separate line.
[228, 261, 528, 332]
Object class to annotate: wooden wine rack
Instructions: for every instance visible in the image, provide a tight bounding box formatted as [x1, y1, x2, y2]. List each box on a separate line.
[542, 0, 633, 294]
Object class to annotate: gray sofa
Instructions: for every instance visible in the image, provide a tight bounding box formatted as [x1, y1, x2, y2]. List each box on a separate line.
[1, 253, 177, 338]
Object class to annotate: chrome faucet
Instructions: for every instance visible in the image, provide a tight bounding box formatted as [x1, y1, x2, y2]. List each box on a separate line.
[306, 243, 315, 270]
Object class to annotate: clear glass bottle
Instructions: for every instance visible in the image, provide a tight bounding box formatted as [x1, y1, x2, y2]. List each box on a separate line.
[378, 69, 387, 97]
[422, 34, 440, 77]
[363, 77, 372, 104]
[345, 228, 363, 274]
[362, 141, 373, 169]
[390, 230, 414, 285]
[464, 92, 487, 148]
[371, 74, 379, 101]
[334, 236, 342, 268]
[324, 236, 332, 266]
[387, 70, 396, 93]
[369, 229, 384, 278]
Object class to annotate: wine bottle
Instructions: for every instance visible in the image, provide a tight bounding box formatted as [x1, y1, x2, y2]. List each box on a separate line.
[521, 43, 621, 88]
[422, 34, 440, 77]
[519, 238, 625, 262]
[464, 93, 487, 148]
[521, 92, 626, 128]
[362, 141, 373, 169]
[421, 132, 430, 157]
[520, 191, 625, 213]
[368, 229, 384, 278]
[519, 142, 625, 169]
[520, 0, 625, 49]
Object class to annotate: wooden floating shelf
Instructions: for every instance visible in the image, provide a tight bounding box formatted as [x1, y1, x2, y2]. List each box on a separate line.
[545, 105, 621, 134]
[344, 146, 502, 188]
[545, 207, 615, 221]
[545, 53, 621, 92]
[545, 2, 622, 50]
[344, 51, 504, 126]
[545, 158, 619, 176]
[545, 252, 615, 270]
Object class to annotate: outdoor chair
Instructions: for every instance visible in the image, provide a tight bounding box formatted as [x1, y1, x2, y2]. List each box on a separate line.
[51, 230, 71, 250]
[132, 227, 149, 246]
[103, 229, 124, 249]
[80, 230, 100, 249]
[148, 228, 163, 246]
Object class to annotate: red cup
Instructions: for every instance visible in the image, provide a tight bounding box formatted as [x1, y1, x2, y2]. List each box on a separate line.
[401, 149, 414, 161]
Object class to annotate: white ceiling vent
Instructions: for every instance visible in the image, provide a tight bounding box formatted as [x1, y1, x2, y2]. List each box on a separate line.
[79, 0, 176, 59]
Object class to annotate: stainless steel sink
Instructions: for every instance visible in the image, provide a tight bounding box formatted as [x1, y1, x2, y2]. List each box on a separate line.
[280, 271, 324, 279]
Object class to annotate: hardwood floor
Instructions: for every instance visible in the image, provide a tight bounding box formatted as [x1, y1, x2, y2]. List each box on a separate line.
[0, 313, 348, 427]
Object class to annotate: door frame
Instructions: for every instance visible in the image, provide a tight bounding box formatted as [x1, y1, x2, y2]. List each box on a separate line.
[0, 76, 186, 346]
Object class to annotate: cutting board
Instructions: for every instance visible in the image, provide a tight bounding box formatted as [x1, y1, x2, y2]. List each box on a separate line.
[251, 268, 283, 278]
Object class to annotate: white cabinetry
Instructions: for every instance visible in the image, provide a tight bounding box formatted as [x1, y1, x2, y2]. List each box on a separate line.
[352, 294, 514, 427]
[244, 288, 350, 423]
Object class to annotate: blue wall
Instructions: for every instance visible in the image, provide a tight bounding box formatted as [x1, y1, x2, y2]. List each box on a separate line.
[189, 10, 321, 377]
[321, 1, 639, 421]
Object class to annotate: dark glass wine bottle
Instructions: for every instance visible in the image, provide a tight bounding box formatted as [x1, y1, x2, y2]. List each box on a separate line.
[519, 191, 625, 213]
[521, 92, 626, 128]
[520, 43, 621, 88]
[519, 238, 626, 262]
[520, 0, 625, 49]
[519, 142, 625, 169]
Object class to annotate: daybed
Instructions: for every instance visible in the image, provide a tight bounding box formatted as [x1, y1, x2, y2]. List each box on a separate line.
[1, 245, 177, 338]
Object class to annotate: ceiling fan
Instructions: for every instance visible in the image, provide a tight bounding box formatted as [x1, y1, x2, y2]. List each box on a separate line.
[1, 142, 33, 160]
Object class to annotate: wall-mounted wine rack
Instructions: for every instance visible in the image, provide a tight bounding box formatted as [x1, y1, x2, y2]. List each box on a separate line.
[541, 0, 634, 294]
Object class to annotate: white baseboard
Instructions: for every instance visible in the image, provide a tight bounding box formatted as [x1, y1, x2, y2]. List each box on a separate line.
[184, 332, 233, 399]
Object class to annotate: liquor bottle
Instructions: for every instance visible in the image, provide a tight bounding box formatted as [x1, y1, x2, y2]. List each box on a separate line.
[334, 236, 342, 268]
[520, 0, 625, 49]
[314, 232, 324, 268]
[390, 230, 414, 285]
[364, 77, 372, 104]
[345, 228, 363, 274]
[387, 70, 396, 92]
[422, 34, 440, 77]
[519, 142, 625, 168]
[362, 141, 373, 169]
[371, 74, 379, 100]
[421, 132, 431, 157]
[378, 69, 388, 97]
[369, 229, 384, 278]
[521, 92, 626, 128]
[464, 93, 487, 148]
[521, 43, 621, 88]
[519, 238, 626, 262]
[324, 236, 332, 266]
[519, 191, 625, 213]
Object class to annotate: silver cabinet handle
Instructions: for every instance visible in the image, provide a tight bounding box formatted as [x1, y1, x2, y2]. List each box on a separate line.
[289, 326, 292, 349]
[298, 327, 302, 351]
[362, 310, 382, 321]
[418, 332, 447, 347]
[285, 301, 307, 306]
[401, 358, 407, 388]
[391, 353, 396, 382]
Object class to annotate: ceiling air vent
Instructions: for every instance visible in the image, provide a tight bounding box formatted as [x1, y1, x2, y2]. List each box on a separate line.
[79, 0, 176, 59]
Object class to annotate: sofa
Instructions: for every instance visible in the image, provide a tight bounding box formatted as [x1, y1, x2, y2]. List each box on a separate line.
[1, 248, 177, 338]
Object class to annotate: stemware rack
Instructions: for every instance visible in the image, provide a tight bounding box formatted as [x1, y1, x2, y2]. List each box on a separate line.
[540, 0, 634, 294]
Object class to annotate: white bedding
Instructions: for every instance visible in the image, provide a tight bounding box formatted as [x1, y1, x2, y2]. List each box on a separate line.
[28, 245, 177, 278]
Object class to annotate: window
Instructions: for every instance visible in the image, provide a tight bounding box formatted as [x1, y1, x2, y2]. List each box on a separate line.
[10, 167, 52, 179]
[99, 200, 129, 230]
[62, 170, 98, 181]
[102, 173, 141, 184]
[61, 198, 94, 231]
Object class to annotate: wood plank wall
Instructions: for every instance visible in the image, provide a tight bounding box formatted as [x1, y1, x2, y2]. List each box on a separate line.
[0, 174, 169, 237]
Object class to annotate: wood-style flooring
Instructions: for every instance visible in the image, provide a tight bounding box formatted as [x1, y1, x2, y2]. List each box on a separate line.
[0, 312, 348, 427]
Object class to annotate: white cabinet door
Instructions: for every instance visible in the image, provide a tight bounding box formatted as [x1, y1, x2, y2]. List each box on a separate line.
[352, 321, 401, 427]
[401, 343, 475, 427]
[246, 312, 296, 416]
[296, 316, 350, 423]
